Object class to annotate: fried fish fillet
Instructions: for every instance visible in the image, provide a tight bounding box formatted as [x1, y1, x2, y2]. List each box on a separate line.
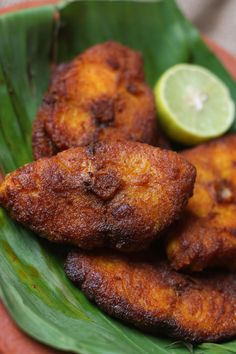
[65, 249, 236, 343]
[0, 141, 195, 251]
[166, 135, 236, 271]
[32, 41, 164, 160]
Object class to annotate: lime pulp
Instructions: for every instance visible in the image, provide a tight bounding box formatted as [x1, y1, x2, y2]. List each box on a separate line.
[154, 64, 235, 145]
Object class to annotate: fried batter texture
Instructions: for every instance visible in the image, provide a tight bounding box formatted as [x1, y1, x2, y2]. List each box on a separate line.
[167, 135, 236, 271]
[32, 41, 165, 160]
[65, 249, 236, 343]
[0, 141, 195, 251]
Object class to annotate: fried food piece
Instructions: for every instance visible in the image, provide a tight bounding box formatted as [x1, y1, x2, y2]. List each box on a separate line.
[166, 135, 236, 271]
[0, 140, 195, 251]
[32, 41, 161, 160]
[32, 112, 58, 158]
[65, 249, 236, 343]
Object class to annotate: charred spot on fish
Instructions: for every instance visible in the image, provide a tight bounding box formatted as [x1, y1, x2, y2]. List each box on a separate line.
[86, 143, 96, 157]
[107, 58, 120, 70]
[207, 211, 218, 219]
[85, 170, 121, 201]
[126, 83, 142, 96]
[112, 204, 133, 219]
[42, 96, 56, 106]
[90, 98, 115, 127]
[172, 281, 190, 295]
[169, 276, 201, 295]
[230, 228, 236, 237]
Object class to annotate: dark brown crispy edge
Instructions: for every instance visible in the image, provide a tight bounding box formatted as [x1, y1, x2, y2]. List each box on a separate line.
[65, 251, 236, 344]
[32, 106, 59, 160]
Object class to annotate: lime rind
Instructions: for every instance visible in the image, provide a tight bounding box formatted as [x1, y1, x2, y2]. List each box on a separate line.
[154, 64, 235, 145]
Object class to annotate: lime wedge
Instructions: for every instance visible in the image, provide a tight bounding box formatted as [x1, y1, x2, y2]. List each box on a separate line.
[154, 64, 235, 145]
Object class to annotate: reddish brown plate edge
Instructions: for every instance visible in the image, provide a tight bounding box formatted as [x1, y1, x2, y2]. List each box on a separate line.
[0, 1, 235, 354]
[203, 36, 236, 80]
[0, 0, 59, 15]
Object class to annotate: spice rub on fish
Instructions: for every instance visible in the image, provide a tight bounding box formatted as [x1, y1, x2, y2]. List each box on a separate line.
[65, 249, 236, 343]
[32, 41, 165, 160]
[0, 140, 195, 252]
[166, 135, 236, 272]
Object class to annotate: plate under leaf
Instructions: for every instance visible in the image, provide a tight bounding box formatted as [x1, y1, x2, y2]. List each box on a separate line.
[0, 1, 235, 353]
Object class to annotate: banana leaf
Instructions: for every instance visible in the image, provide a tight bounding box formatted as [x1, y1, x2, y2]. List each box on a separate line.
[0, 1, 235, 353]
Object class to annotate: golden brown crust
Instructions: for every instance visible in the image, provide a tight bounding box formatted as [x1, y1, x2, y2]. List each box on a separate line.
[32, 41, 162, 160]
[166, 134, 236, 271]
[65, 249, 236, 343]
[0, 140, 195, 251]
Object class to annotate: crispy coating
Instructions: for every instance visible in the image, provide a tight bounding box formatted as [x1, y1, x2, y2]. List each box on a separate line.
[65, 249, 236, 343]
[0, 140, 195, 252]
[32, 41, 162, 160]
[32, 112, 58, 158]
[166, 135, 236, 271]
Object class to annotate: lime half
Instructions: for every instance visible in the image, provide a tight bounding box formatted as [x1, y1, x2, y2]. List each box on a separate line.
[154, 64, 235, 145]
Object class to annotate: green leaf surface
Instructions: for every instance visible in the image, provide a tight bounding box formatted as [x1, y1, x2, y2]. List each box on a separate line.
[0, 1, 235, 353]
